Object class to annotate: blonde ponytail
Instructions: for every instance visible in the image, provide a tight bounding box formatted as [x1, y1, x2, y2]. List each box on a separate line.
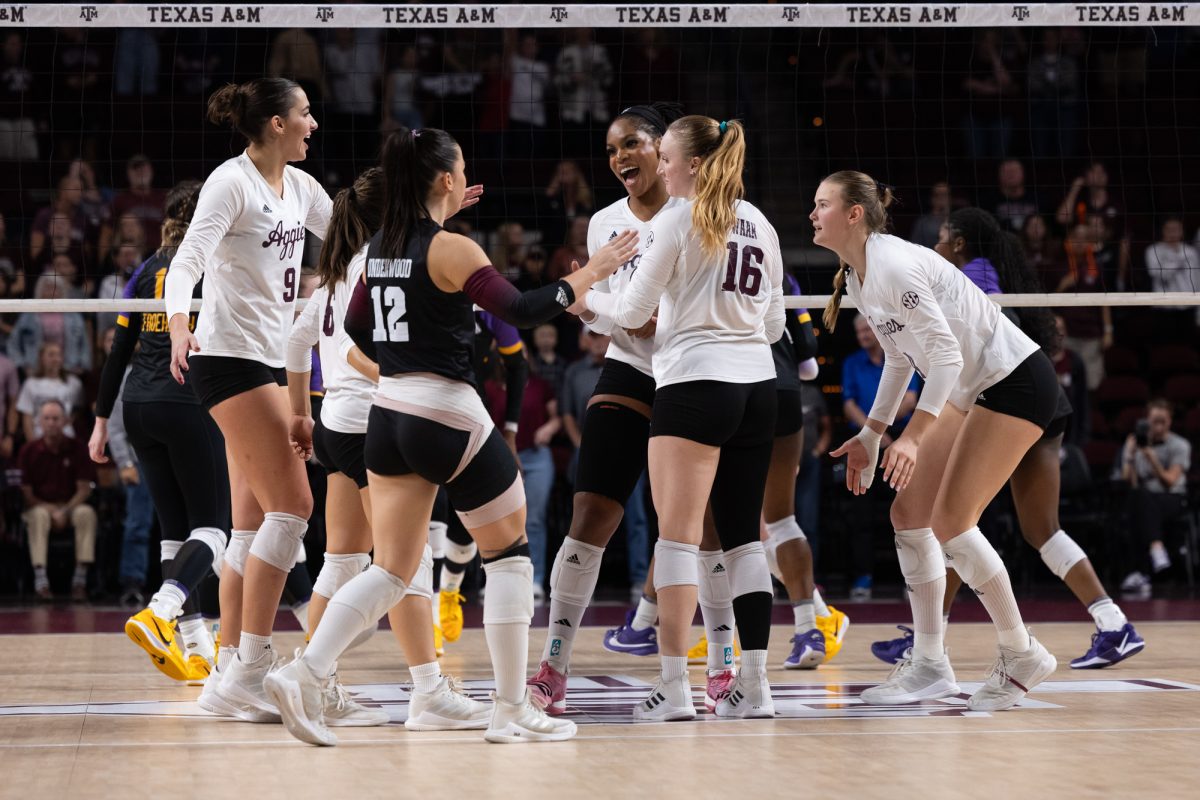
[823, 265, 852, 331]
[668, 115, 746, 257]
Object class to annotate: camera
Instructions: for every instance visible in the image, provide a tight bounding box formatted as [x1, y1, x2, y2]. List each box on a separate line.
[1134, 419, 1151, 448]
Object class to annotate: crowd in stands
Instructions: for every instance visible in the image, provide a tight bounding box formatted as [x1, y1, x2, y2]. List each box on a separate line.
[0, 24, 1196, 602]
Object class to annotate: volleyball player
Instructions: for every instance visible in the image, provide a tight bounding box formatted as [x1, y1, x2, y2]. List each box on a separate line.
[580, 116, 785, 720]
[526, 102, 685, 715]
[816, 173, 1058, 711]
[264, 126, 636, 746]
[867, 208, 1143, 669]
[164, 78, 333, 722]
[90, 180, 229, 683]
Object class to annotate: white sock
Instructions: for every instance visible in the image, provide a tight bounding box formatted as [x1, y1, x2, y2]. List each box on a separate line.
[1089, 597, 1127, 632]
[216, 644, 237, 673]
[943, 527, 1030, 652]
[442, 567, 466, 593]
[305, 565, 408, 677]
[238, 631, 272, 664]
[662, 655, 688, 683]
[910, 578, 946, 660]
[943, 612, 951, 633]
[631, 596, 658, 631]
[409, 661, 442, 694]
[485, 623, 528, 705]
[812, 588, 830, 618]
[149, 582, 187, 620]
[482, 555, 534, 705]
[742, 648, 768, 677]
[793, 600, 816, 632]
[291, 600, 310, 635]
[178, 615, 209, 655]
[544, 597, 586, 672]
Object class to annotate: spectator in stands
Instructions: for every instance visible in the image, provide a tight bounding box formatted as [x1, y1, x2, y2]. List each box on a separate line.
[0, 272, 16, 351]
[19, 399, 97, 601]
[114, 28, 159, 97]
[796, 380, 831, 569]
[30, 175, 100, 276]
[821, 32, 915, 99]
[108, 155, 166, 254]
[560, 327, 611, 481]
[15, 342, 85, 441]
[841, 313, 919, 601]
[1020, 214, 1060, 285]
[68, 159, 112, 227]
[1056, 162, 1130, 286]
[0, 31, 39, 161]
[549, 215, 591, 281]
[1144, 216, 1200, 334]
[324, 27, 383, 162]
[489, 221, 528, 281]
[173, 30, 232, 97]
[909, 181, 952, 249]
[9, 279, 92, 376]
[508, 33, 551, 159]
[542, 160, 593, 248]
[96, 241, 143, 334]
[515, 247, 551, 292]
[486, 357, 561, 597]
[988, 159, 1040, 234]
[1053, 222, 1113, 391]
[0, 345, 17, 463]
[0, 210, 25, 298]
[1117, 399, 1191, 594]
[1027, 28, 1081, 159]
[961, 29, 1022, 158]
[382, 45, 422, 132]
[267, 28, 327, 102]
[1049, 315, 1090, 448]
[619, 30, 681, 109]
[530, 323, 567, 399]
[555, 29, 614, 155]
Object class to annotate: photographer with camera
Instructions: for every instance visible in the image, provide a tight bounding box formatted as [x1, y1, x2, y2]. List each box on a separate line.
[1118, 399, 1191, 595]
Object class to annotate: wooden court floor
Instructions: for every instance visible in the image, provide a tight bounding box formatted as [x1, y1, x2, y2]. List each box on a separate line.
[2, 621, 1199, 799]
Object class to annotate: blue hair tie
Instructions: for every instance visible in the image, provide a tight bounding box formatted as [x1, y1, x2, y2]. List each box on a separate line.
[718, 120, 728, 134]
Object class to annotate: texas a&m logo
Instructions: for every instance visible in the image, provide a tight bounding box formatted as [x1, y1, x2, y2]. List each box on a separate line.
[79, 5, 98, 22]
[549, 6, 568, 22]
[315, 6, 334, 22]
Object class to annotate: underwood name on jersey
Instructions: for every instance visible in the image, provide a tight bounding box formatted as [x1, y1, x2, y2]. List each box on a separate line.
[732, 218, 758, 240]
[262, 220, 306, 260]
[368, 258, 413, 279]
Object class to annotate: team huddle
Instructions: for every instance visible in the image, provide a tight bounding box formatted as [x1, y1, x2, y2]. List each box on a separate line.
[96, 77, 1144, 746]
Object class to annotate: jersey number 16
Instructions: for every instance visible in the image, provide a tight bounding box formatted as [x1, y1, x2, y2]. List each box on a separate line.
[722, 243, 764, 296]
[371, 285, 410, 342]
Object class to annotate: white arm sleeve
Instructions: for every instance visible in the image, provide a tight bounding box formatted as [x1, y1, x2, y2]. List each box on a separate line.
[866, 348, 916, 427]
[285, 288, 322, 373]
[166, 174, 244, 319]
[586, 212, 681, 328]
[304, 175, 334, 240]
[578, 217, 616, 334]
[763, 222, 785, 344]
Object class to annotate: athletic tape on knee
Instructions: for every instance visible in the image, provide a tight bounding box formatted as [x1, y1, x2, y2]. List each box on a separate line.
[697, 550, 733, 607]
[327, 564, 408, 629]
[942, 526, 1005, 587]
[160, 539, 182, 563]
[405, 545, 435, 600]
[549, 538, 604, 607]
[427, 521, 448, 560]
[445, 538, 478, 566]
[247, 512, 308, 572]
[765, 516, 807, 546]
[225, 530, 255, 577]
[895, 528, 946, 586]
[482, 554, 534, 625]
[723, 541, 774, 598]
[313, 552, 371, 599]
[653, 539, 699, 591]
[1040, 530, 1087, 580]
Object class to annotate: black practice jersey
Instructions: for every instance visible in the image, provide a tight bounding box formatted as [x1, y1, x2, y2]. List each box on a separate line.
[117, 251, 202, 405]
[365, 220, 477, 385]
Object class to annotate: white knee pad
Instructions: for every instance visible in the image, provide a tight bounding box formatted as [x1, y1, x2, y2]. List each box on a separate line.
[405, 545, 435, 600]
[328, 564, 408, 629]
[549, 538, 604, 607]
[160, 539, 182, 563]
[653, 539, 699, 591]
[247, 512, 308, 572]
[1040, 530, 1087, 580]
[697, 550, 733, 607]
[895, 528, 947, 585]
[482, 555, 534, 625]
[723, 541, 774, 598]
[942, 527, 1005, 587]
[225, 530, 255, 577]
[445, 538, 477, 566]
[765, 516, 807, 546]
[295, 542, 307, 564]
[313, 552, 371, 599]
[428, 521, 448, 560]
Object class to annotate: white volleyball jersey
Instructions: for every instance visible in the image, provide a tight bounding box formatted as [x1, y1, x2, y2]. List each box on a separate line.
[286, 249, 376, 435]
[847, 232, 1040, 419]
[586, 199, 784, 388]
[585, 196, 685, 376]
[172, 152, 332, 367]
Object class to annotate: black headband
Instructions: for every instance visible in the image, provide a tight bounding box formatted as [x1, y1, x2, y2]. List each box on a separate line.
[620, 105, 669, 136]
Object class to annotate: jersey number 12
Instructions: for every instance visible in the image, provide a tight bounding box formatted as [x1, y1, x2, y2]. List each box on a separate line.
[371, 285, 409, 342]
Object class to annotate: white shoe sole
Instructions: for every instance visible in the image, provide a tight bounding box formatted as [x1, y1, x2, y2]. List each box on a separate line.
[860, 678, 960, 706]
[483, 721, 577, 743]
[633, 705, 697, 722]
[784, 649, 824, 670]
[327, 710, 390, 728]
[197, 687, 244, 719]
[405, 710, 490, 731]
[263, 674, 337, 746]
[967, 654, 1058, 712]
[714, 702, 775, 719]
[216, 681, 281, 724]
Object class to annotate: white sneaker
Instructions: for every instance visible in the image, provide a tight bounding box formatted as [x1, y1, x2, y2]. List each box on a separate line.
[406, 676, 491, 731]
[322, 671, 390, 728]
[714, 670, 775, 718]
[263, 654, 337, 746]
[484, 689, 577, 743]
[632, 675, 696, 722]
[215, 650, 281, 723]
[1150, 543, 1171, 573]
[1121, 571, 1150, 591]
[860, 653, 960, 705]
[197, 664, 244, 719]
[967, 634, 1057, 712]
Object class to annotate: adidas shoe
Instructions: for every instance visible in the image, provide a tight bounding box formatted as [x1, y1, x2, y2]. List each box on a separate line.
[125, 608, 190, 681]
[439, 590, 466, 642]
[527, 660, 568, 716]
[783, 628, 825, 670]
[216, 650, 282, 723]
[714, 670, 775, 718]
[870, 625, 914, 665]
[816, 606, 850, 663]
[633, 675, 696, 722]
[967, 634, 1057, 712]
[484, 689, 577, 743]
[406, 676, 491, 731]
[263, 653, 337, 746]
[687, 633, 740, 666]
[1070, 623, 1146, 669]
[197, 647, 242, 718]
[860, 653, 960, 705]
[602, 610, 658, 657]
[704, 668, 736, 712]
[323, 671, 390, 727]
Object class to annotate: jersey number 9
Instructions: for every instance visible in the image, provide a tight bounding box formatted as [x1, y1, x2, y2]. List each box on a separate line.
[722, 243, 763, 296]
[371, 285, 409, 342]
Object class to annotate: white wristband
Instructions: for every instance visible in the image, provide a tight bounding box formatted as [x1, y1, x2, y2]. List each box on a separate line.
[504, 422, 519, 434]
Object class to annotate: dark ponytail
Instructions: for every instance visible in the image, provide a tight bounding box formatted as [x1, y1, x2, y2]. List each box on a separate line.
[207, 78, 301, 144]
[379, 127, 460, 257]
[159, 180, 203, 256]
[945, 207, 1057, 351]
[317, 167, 385, 289]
